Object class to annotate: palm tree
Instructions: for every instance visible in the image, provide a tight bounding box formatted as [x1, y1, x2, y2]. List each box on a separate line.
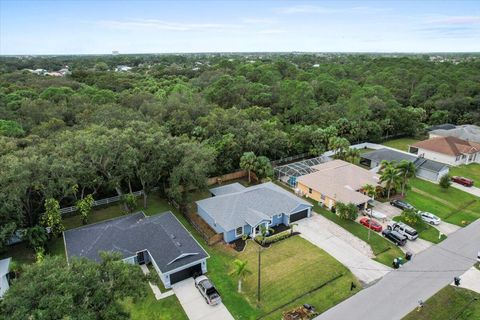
[345, 148, 361, 164]
[240, 152, 257, 183]
[230, 259, 252, 293]
[396, 160, 416, 196]
[379, 164, 402, 199]
[362, 184, 377, 200]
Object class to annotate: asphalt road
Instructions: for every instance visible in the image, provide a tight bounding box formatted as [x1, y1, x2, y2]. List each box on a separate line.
[314, 219, 480, 320]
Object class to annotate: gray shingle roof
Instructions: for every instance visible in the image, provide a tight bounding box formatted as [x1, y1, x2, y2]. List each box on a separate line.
[362, 148, 417, 163]
[64, 212, 208, 273]
[361, 148, 447, 173]
[430, 125, 480, 143]
[209, 182, 246, 196]
[196, 182, 312, 231]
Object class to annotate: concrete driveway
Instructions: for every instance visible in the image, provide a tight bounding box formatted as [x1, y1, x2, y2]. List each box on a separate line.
[434, 221, 461, 236]
[371, 201, 402, 220]
[172, 278, 234, 320]
[401, 238, 432, 255]
[297, 214, 391, 285]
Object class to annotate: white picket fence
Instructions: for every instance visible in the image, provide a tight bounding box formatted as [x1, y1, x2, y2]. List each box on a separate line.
[59, 190, 144, 215]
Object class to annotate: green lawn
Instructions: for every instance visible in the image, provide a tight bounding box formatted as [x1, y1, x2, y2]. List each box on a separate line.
[313, 205, 404, 267]
[403, 286, 480, 320]
[450, 163, 480, 183]
[122, 284, 188, 320]
[392, 216, 446, 244]
[405, 178, 480, 226]
[237, 236, 360, 319]
[382, 137, 421, 152]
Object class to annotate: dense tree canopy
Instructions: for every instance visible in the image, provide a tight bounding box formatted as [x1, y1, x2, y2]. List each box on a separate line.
[0, 53, 479, 241]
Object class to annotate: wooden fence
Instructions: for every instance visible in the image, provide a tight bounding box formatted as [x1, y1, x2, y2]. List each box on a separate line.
[59, 190, 144, 215]
[207, 170, 258, 186]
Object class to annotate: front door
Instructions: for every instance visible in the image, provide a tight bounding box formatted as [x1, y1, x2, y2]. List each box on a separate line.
[137, 251, 146, 265]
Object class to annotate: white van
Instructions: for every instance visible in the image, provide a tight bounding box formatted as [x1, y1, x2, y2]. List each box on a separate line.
[387, 222, 419, 240]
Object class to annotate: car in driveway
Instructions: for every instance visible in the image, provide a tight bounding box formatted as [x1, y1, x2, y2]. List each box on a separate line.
[359, 217, 382, 232]
[387, 222, 418, 240]
[390, 199, 415, 211]
[452, 176, 474, 187]
[382, 229, 407, 246]
[418, 211, 441, 225]
[194, 275, 222, 306]
[363, 208, 387, 220]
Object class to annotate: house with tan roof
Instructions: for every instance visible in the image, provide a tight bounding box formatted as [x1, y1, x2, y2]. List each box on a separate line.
[408, 136, 480, 166]
[296, 160, 380, 210]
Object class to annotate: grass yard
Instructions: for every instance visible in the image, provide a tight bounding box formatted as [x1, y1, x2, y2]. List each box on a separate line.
[122, 284, 188, 320]
[237, 236, 361, 319]
[382, 137, 420, 152]
[405, 178, 480, 226]
[392, 216, 446, 244]
[403, 286, 480, 320]
[313, 205, 404, 267]
[450, 163, 480, 183]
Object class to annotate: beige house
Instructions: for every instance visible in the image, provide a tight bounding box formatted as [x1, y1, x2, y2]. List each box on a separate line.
[409, 136, 480, 166]
[296, 160, 380, 210]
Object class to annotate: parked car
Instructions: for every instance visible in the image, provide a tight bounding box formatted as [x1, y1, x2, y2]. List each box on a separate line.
[418, 211, 441, 225]
[359, 217, 382, 232]
[452, 176, 474, 187]
[382, 229, 407, 246]
[387, 221, 418, 240]
[363, 208, 387, 220]
[194, 275, 222, 305]
[390, 199, 415, 211]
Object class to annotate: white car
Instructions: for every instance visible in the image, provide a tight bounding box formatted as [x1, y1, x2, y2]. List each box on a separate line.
[364, 208, 387, 220]
[418, 211, 441, 225]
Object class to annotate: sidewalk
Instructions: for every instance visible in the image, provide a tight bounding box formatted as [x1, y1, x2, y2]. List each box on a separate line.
[140, 264, 175, 300]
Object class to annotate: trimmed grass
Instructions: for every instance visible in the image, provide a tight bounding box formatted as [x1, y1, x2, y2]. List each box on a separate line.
[237, 236, 360, 319]
[405, 178, 480, 226]
[313, 205, 404, 267]
[392, 216, 446, 244]
[382, 137, 420, 152]
[403, 286, 480, 320]
[122, 284, 188, 320]
[450, 163, 480, 183]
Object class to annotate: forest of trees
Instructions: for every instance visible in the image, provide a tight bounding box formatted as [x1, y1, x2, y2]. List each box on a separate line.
[1, 53, 479, 247]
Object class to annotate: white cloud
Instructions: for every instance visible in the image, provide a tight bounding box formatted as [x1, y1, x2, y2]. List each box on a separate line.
[257, 29, 285, 34]
[274, 5, 338, 14]
[241, 17, 276, 24]
[428, 15, 480, 25]
[97, 19, 241, 32]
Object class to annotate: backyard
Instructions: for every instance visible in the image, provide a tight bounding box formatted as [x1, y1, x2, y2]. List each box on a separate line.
[404, 178, 480, 226]
[382, 137, 421, 152]
[403, 286, 480, 320]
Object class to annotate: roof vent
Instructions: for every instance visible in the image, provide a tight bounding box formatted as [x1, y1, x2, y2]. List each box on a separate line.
[170, 234, 176, 239]
[175, 241, 182, 247]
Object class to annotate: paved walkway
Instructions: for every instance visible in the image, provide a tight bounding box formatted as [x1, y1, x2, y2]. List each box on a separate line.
[453, 266, 480, 294]
[314, 218, 480, 320]
[297, 214, 391, 284]
[172, 278, 234, 320]
[140, 264, 175, 300]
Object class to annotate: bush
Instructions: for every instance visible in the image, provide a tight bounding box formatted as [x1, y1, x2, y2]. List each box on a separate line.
[439, 174, 451, 190]
[255, 229, 292, 245]
[122, 193, 137, 213]
[336, 202, 358, 221]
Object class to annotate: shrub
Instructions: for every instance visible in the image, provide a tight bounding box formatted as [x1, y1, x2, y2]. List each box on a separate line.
[255, 229, 292, 245]
[439, 174, 451, 190]
[122, 193, 137, 213]
[76, 194, 95, 225]
[336, 202, 358, 221]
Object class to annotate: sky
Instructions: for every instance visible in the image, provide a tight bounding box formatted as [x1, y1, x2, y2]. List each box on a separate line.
[1, 0, 479, 54]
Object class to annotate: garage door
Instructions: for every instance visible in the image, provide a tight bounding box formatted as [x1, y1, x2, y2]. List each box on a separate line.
[169, 263, 203, 285]
[289, 209, 308, 223]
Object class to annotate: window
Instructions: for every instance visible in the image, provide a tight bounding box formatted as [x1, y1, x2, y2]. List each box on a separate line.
[235, 226, 243, 237]
[308, 188, 312, 194]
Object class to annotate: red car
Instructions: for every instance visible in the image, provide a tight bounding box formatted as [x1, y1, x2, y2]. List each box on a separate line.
[359, 217, 382, 232]
[452, 176, 474, 187]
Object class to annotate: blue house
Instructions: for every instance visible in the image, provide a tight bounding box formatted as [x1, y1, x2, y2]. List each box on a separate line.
[196, 182, 313, 243]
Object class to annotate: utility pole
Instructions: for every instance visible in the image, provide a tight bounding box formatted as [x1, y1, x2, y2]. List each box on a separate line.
[257, 245, 261, 303]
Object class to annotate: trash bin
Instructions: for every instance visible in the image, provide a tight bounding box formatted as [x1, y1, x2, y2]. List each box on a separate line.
[397, 257, 404, 265]
[393, 258, 400, 269]
[405, 252, 412, 261]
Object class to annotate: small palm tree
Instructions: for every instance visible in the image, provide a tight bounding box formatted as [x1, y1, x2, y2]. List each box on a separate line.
[362, 184, 377, 200]
[240, 152, 257, 183]
[230, 259, 252, 293]
[290, 223, 298, 235]
[396, 160, 416, 196]
[380, 164, 402, 199]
